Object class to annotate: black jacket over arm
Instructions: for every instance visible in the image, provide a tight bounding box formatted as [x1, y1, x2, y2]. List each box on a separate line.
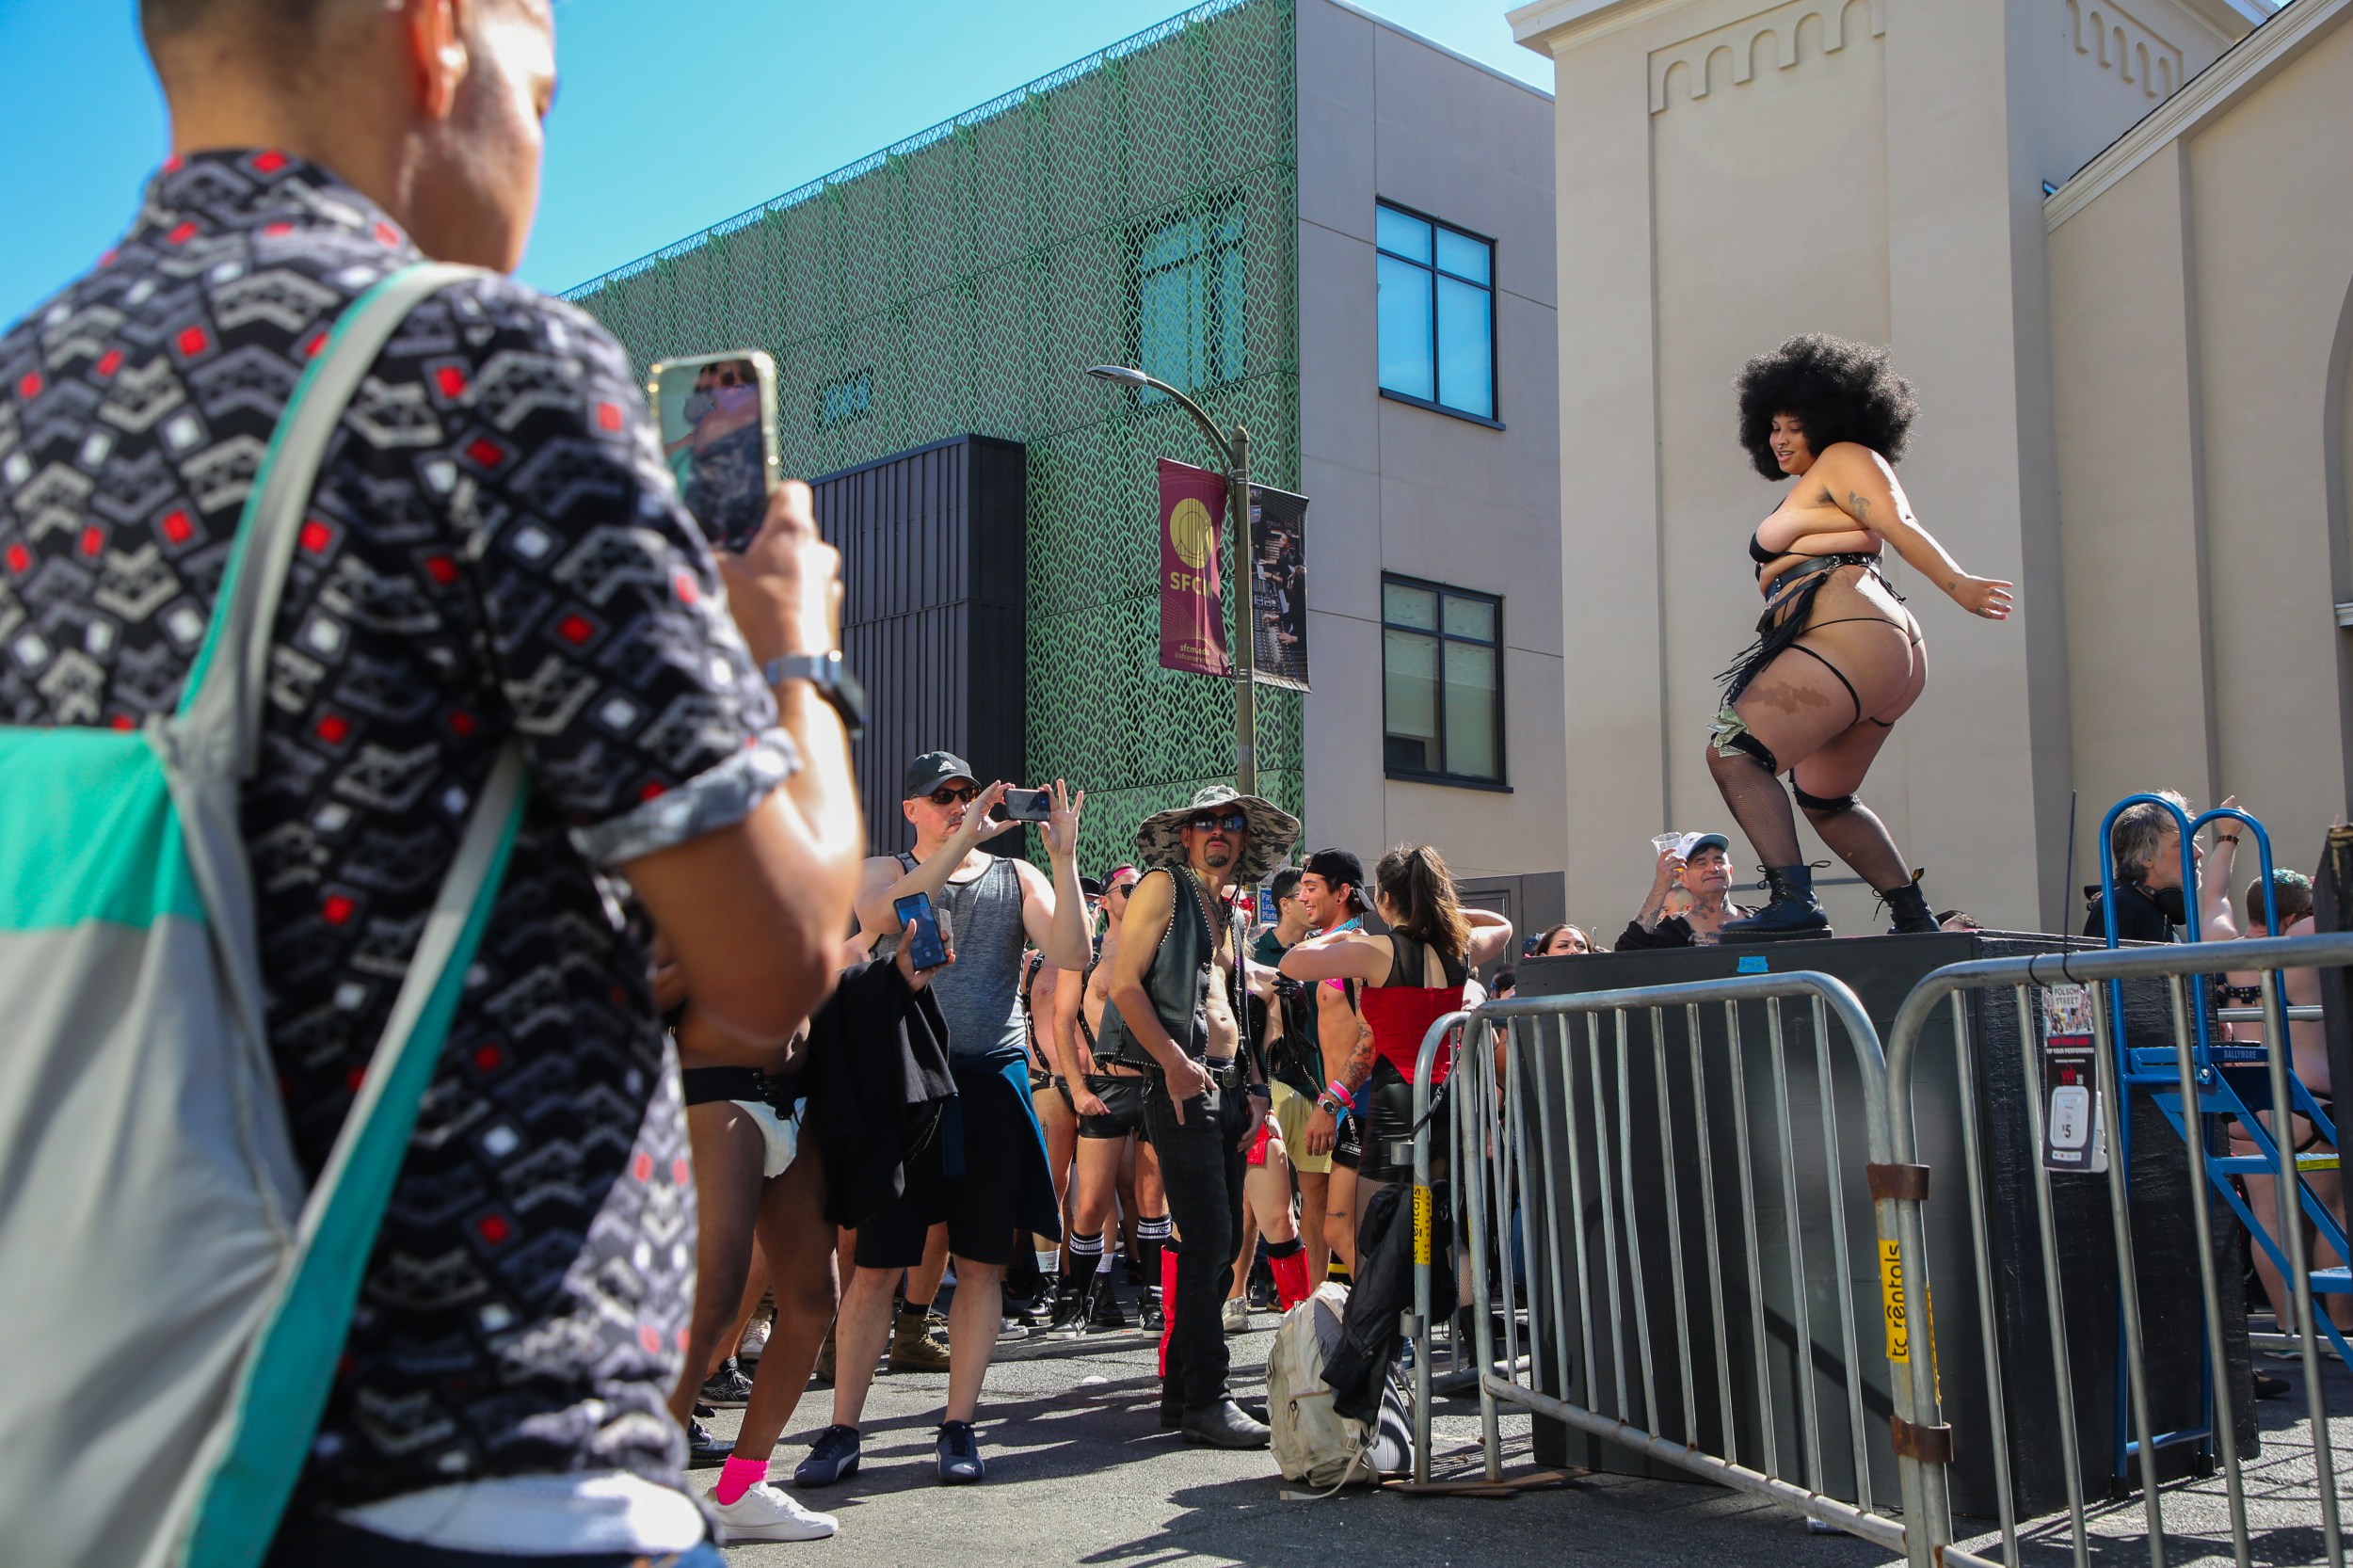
[798, 958, 959, 1228]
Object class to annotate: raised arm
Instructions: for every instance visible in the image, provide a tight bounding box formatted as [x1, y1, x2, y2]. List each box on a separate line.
[1017, 780, 1091, 971]
[1465, 906, 1516, 970]
[1817, 443, 2012, 621]
[1278, 928, 1390, 985]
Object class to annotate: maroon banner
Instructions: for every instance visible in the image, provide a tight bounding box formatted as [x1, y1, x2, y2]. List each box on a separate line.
[1158, 457, 1230, 678]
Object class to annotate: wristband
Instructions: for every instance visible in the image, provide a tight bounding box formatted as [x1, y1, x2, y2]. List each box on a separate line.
[1326, 1080, 1356, 1112]
[1246, 1083, 1272, 1099]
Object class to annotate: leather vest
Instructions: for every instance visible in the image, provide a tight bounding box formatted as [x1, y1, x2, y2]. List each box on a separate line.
[1093, 866, 1252, 1068]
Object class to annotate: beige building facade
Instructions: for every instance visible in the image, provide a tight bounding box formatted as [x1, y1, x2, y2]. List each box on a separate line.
[1508, 0, 2345, 935]
[1299, 0, 1568, 931]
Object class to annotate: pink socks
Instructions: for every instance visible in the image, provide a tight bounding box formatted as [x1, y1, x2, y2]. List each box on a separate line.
[713, 1453, 768, 1506]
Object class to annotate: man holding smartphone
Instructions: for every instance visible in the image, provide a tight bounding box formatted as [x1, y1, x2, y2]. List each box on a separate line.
[798, 755, 1092, 1487]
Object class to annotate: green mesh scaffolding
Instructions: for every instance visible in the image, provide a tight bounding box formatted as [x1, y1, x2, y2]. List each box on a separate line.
[568, 0, 1305, 871]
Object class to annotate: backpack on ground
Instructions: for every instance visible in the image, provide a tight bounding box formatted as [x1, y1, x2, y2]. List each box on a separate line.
[0, 263, 525, 1568]
[1268, 1282, 1415, 1492]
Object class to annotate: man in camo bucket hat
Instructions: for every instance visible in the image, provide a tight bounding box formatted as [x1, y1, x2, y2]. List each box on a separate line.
[1131, 784, 1301, 886]
[1095, 782, 1299, 1448]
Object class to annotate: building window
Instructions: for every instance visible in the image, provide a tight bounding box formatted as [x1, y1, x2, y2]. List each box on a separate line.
[1382, 575, 1503, 785]
[1135, 199, 1244, 403]
[819, 369, 872, 427]
[1375, 202, 1497, 424]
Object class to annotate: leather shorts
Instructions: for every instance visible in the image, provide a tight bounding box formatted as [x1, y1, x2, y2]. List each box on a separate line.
[1077, 1070, 1151, 1141]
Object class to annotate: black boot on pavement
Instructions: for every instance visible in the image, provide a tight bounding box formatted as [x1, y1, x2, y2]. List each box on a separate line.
[1720, 865, 1832, 943]
[1180, 1398, 1271, 1448]
[1878, 872, 1938, 935]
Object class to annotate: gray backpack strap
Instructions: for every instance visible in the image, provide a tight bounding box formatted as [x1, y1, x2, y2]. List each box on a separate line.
[175, 262, 484, 775]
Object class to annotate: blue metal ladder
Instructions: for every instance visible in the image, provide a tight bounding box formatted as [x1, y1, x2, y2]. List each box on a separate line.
[2093, 796, 2350, 1482]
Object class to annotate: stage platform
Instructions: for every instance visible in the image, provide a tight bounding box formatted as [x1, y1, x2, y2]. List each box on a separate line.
[1509, 930, 2254, 1521]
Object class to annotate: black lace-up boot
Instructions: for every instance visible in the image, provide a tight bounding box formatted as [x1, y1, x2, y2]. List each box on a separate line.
[1720, 865, 1833, 942]
[1878, 872, 1938, 935]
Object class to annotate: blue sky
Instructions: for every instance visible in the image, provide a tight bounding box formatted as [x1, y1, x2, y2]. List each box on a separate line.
[0, 0, 1546, 324]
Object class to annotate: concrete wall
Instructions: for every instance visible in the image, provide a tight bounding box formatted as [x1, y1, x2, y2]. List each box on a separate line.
[2048, 2, 2353, 873]
[1511, 0, 2249, 935]
[1294, 0, 1566, 918]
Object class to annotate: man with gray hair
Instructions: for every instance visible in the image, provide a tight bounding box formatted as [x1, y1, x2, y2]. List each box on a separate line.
[2086, 790, 2197, 942]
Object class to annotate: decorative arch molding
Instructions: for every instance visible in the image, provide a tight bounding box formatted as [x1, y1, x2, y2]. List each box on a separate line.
[1649, 0, 1884, 113]
[2065, 0, 2185, 100]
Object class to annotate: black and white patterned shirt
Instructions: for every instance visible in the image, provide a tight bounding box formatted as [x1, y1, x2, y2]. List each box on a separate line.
[0, 151, 789, 1511]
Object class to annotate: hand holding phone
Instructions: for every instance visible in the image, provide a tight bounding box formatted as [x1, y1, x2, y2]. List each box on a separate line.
[1000, 788, 1054, 823]
[894, 892, 952, 972]
[648, 350, 778, 552]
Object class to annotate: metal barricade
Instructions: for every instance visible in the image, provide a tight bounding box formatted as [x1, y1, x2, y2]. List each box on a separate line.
[1407, 972, 1953, 1567]
[1881, 930, 2353, 1568]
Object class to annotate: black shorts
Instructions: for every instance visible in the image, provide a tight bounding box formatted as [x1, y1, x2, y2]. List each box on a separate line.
[1361, 1057, 1449, 1186]
[854, 1062, 1038, 1271]
[1077, 1071, 1151, 1141]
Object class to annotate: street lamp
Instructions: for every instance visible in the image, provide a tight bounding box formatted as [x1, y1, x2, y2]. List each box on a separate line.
[1084, 364, 1257, 798]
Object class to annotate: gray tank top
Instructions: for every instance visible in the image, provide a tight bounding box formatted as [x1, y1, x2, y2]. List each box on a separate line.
[904, 853, 1028, 1059]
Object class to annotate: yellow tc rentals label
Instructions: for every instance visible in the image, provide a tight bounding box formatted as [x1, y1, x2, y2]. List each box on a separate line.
[1413, 1184, 1433, 1266]
[1879, 1239, 1909, 1364]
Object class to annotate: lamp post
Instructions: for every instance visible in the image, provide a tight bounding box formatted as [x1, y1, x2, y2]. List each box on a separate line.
[1085, 364, 1257, 798]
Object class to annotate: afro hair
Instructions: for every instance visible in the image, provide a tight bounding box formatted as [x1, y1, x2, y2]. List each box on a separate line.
[1735, 333, 1918, 481]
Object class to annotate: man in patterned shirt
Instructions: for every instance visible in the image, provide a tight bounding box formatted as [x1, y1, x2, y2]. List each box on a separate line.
[1, 0, 865, 1561]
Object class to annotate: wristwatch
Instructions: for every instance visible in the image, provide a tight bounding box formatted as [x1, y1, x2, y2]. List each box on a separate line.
[764, 651, 867, 742]
[1316, 1094, 1343, 1117]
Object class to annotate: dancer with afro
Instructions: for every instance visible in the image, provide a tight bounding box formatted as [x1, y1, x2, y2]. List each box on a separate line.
[1706, 333, 2013, 939]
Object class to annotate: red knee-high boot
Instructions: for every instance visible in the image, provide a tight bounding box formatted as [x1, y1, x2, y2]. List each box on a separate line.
[1266, 1237, 1310, 1311]
[1158, 1239, 1180, 1378]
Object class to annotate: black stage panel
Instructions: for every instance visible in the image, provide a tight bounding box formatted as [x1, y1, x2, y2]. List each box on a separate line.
[1508, 932, 2253, 1522]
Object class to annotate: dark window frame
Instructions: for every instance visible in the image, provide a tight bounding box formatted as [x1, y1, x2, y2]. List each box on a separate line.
[1128, 194, 1246, 406]
[1380, 571, 1509, 791]
[1374, 199, 1502, 429]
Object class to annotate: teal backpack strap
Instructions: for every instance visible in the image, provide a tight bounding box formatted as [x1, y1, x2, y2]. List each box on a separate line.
[158, 262, 535, 1568]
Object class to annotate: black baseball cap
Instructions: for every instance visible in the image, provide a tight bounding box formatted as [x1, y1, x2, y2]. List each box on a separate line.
[903, 751, 978, 799]
[1301, 847, 1366, 894]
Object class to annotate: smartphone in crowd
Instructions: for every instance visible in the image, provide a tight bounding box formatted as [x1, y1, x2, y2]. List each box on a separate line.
[1000, 787, 1055, 823]
[647, 349, 779, 552]
[894, 892, 952, 971]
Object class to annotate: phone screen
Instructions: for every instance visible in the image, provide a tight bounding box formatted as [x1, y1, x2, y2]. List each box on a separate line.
[650, 352, 776, 552]
[894, 892, 949, 970]
[1000, 788, 1053, 823]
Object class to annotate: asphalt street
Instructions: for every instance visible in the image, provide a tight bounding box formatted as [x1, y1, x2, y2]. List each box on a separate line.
[697, 1309, 1905, 1568]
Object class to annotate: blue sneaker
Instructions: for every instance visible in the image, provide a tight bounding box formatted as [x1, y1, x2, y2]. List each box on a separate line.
[936, 1420, 985, 1484]
[793, 1423, 861, 1487]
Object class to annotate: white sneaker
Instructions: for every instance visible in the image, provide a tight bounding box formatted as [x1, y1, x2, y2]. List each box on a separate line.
[707, 1480, 839, 1543]
[737, 1315, 771, 1362]
[1221, 1298, 1251, 1333]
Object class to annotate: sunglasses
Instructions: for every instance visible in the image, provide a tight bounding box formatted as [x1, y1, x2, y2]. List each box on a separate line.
[1188, 811, 1248, 834]
[926, 784, 979, 807]
[1108, 879, 1138, 898]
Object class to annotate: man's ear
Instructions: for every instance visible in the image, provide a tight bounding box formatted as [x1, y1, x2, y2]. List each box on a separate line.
[903, 799, 920, 828]
[403, 0, 470, 120]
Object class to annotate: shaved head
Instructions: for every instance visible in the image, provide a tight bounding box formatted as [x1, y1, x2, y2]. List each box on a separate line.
[140, 0, 555, 274]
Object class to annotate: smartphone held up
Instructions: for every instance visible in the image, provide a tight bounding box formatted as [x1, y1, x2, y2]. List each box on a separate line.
[894, 892, 952, 972]
[648, 350, 779, 552]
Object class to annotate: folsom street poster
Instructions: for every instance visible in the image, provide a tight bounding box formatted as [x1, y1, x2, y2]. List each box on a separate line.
[1158, 459, 1312, 689]
[1158, 457, 1229, 678]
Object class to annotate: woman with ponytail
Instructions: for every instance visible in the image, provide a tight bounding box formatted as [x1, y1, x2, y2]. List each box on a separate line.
[1278, 845, 1514, 1199]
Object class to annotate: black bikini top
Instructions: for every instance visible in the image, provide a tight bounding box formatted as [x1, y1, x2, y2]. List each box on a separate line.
[1747, 528, 1778, 566]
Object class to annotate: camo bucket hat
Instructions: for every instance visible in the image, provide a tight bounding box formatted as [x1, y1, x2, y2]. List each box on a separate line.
[1133, 784, 1301, 886]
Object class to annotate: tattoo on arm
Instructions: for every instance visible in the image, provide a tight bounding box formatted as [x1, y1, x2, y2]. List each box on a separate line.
[1339, 1022, 1376, 1094]
[1847, 489, 1872, 522]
